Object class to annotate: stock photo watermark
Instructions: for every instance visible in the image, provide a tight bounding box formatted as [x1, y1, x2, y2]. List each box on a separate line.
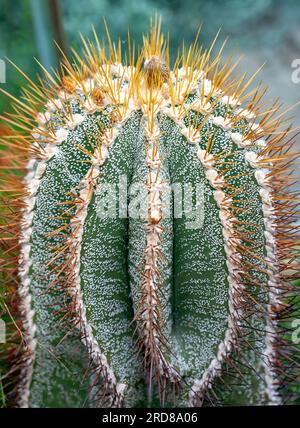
[94, 175, 205, 230]
[0, 59, 5, 84]
[291, 59, 300, 84]
[0, 319, 6, 344]
[291, 319, 300, 345]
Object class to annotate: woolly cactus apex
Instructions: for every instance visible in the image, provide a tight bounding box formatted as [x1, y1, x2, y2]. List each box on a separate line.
[1, 18, 299, 408]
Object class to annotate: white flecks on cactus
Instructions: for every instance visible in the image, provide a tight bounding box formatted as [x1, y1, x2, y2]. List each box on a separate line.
[188, 144, 244, 406]
[68, 128, 125, 406]
[253, 157, 283, 405]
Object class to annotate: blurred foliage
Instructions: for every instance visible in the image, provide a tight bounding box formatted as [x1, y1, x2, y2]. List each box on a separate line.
[0, 1, 39, 111]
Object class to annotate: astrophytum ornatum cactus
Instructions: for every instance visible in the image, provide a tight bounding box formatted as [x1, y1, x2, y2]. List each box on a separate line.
[1, 20, 299, 408]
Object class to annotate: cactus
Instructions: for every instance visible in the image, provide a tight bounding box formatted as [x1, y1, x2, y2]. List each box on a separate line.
[1, 19, 299, 408]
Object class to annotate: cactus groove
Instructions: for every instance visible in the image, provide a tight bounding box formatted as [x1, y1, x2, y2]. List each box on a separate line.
[0, 18, 299, 407]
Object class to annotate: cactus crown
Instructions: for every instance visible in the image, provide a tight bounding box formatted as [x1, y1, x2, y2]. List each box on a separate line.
[0, 17, 299, 408]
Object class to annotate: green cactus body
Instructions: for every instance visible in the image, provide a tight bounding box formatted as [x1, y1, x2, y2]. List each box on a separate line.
[1, 20, 299, 408]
